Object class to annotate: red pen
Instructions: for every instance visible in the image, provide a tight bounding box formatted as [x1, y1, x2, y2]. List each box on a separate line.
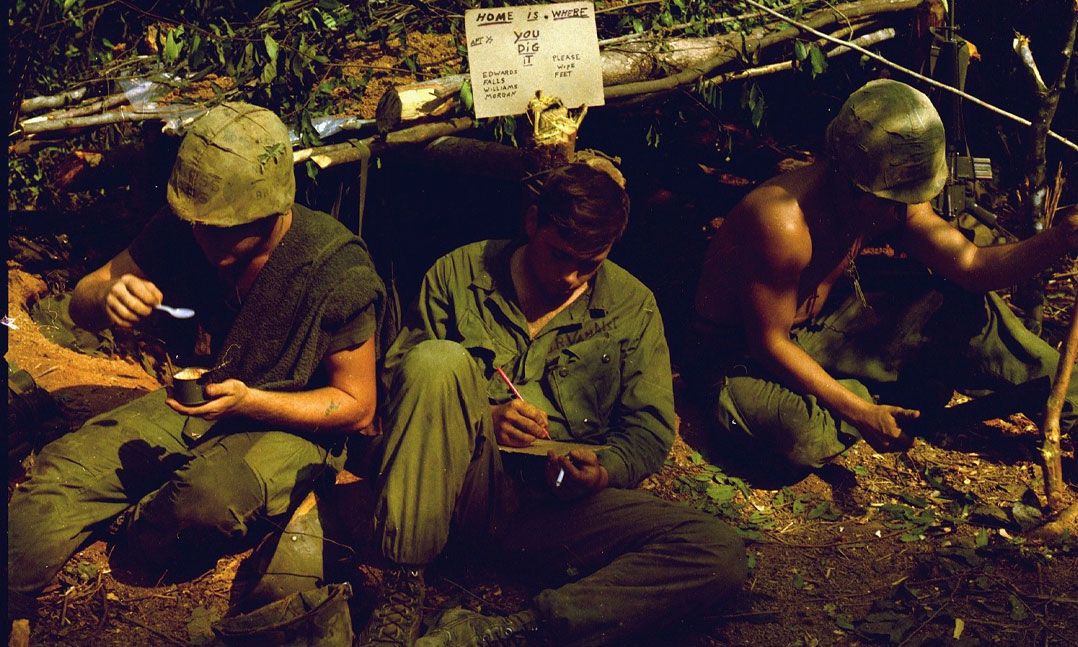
[495, 367, 550, 439]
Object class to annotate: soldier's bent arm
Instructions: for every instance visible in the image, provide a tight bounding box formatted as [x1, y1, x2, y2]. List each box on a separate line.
[171, 334, 379, 433]
[70, 248, 162, 332]
[899, 202, 1078, 292]
[600, 296, 676, 488]
[741, 203, 911, 450]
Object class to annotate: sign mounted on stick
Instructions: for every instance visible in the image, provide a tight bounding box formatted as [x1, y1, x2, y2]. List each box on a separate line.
[464, 1, 604, 119]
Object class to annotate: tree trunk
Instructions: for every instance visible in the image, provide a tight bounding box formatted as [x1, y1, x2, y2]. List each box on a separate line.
[1022, 10, 1078, 234]
[1014, 8, 1078, 335]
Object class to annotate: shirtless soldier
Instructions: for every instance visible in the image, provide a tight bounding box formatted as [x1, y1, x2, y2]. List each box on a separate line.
[686, 79, 1078, 471]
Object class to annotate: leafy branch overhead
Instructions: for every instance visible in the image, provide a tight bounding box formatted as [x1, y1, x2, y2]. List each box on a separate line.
[10, 0, 908, 144]
[12, 0, 395, 144]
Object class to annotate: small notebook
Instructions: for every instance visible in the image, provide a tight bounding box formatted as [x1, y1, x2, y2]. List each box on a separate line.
[498, 438, 608, 457]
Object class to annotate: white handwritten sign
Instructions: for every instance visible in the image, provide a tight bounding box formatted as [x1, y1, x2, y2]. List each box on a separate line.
[465, 1, 604, 119]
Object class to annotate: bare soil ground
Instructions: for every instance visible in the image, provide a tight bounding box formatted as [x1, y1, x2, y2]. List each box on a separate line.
[6, 262, 1078, 647]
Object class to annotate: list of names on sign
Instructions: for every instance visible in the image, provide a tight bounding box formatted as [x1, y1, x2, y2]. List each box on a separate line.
[464, 1, 604, 119]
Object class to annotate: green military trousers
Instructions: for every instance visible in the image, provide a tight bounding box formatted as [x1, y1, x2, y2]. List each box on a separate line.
[686, 273, 1078, 469]
[7, 388, 345, 604]
[374, 340, 747, 647]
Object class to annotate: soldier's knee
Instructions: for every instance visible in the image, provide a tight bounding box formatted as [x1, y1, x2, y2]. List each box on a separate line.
[402, 339, 471, 372]
[394, 340, 476, 389]
[677, 511, 748, 597]
[166, 466, 261, 539]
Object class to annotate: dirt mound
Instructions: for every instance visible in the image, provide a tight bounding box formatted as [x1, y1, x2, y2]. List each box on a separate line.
[5, 265, 160, 429]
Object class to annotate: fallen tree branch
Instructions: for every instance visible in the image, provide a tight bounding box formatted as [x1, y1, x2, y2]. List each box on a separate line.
[295, 116, 476, 169]
[597, 0, 819, 47]
[393, 136, 530, 179]
[738, 0, 1078, 153]
[701, 25, 894, 86]
[41, 91, 131, 120]
[17, 104, 201, 135]
[602, 0, 920, 95]
[375, 74, 468, 133]
[19, 87, 88, 114]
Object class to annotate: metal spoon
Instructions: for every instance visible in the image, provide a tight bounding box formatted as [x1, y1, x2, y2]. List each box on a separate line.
[155, 304, 196, 319]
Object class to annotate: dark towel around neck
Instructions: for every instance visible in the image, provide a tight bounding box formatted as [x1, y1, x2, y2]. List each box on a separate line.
[207, 205, 389, 392]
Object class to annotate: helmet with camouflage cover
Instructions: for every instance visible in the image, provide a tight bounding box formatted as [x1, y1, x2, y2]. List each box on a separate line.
[824, 79, 947, 204]
[166, 102, 295, 226]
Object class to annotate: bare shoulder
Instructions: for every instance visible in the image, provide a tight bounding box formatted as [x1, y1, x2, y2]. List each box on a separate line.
[733, 177, 813, 266]
[894, 201, 960, 246]
[696, 167, 816, 320]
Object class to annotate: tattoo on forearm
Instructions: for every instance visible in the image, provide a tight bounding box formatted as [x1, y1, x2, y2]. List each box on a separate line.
[324, 400, 339, 416]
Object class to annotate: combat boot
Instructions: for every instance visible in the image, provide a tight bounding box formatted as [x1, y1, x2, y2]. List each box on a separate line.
[415, 608, 540, 647]
[356, 566, 426, 647]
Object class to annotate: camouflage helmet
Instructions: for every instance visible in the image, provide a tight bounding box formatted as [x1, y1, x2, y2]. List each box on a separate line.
[166, 102, 295, 226]
[825, 79, 947, 204]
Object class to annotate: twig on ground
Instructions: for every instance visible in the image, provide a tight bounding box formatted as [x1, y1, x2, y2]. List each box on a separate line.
[117, 613, 188, 647]
[440, 577, 515, 615]
[98, 585, 109, 628]
[60, 588, 71, 626]
[895, 575, 965, 647]
[766, 528, 908, 547]
[44, 91, 130, 120]
[988, 574, 1074, 644]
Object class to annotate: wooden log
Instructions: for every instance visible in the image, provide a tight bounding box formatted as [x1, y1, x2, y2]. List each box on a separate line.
[19, 87, 88, 114]
[375, 74, 468, 133]
[17, 104, 195, 135]
[305, 117, 476, 169]
[394, 136, 531, 179]
[43, 91, 130, 120]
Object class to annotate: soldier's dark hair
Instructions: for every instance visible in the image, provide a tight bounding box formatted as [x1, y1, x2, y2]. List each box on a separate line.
[533, 163, 629, 253]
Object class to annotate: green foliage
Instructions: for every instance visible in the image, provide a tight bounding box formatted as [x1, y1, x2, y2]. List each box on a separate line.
[676, 452, 770, 540]
[7, 155, 46, 210]
[459, 78, 474, 111]
[645, 121, 661, 148]
[490, 115, 518, 147]
[741, 81, 766, 128]
[9, 0, 403, 145]
[792, 39, 827, 79]
[9, 0, 823, 156]
[63, 560, 100, 584]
